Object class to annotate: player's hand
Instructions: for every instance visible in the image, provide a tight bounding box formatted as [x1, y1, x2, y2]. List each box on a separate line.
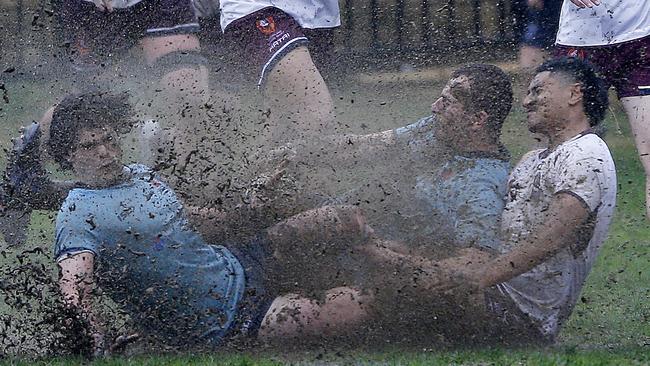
[527, 0, 544, 10]
[93, 332, 140, 357]
[108, 333, 140, 354]
[247, 145, 296, 207]
[569, 0, 600, 8]
[430, 269, 481, 295]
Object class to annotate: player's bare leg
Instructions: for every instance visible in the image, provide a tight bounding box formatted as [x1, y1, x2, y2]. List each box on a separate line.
[138, 34, 209, 158]
[263, 205, 373, 294]
[264, 46, 335, 144]
[259, 287, 372, 343]
[518, 45, 548, 71]
[621, 95, 650, 219]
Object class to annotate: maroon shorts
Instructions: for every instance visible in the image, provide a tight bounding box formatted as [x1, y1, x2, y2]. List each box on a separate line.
[54, 0, 199, 72]
[555, 35, 650, 98]
[224, 7, 309, 86]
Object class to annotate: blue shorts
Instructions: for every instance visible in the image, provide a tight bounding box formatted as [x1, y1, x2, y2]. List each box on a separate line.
[223, 233, 278, 344]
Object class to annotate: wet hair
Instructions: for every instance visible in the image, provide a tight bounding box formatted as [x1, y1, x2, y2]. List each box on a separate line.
[451, 63, 513, 140]
[536, 57, 609, 126]
[49, 91, 133, 170]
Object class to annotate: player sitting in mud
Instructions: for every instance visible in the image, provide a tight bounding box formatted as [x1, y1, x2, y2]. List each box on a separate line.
[48, 91, 375, 355]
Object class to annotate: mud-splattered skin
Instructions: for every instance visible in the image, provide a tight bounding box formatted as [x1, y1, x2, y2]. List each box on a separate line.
[524, 71, 572, 136]
[241, 73, 510, 262]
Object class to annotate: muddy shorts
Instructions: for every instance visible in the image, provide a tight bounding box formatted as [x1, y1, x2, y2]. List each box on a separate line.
[555, 35, 650, 98]
[223, 7, 310, 86]
[222, 233, 278, 345]
[54, 0, 199, 71]
[481, 286, 552, 345]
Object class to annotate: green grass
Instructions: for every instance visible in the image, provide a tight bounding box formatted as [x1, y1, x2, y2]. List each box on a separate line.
[1, 73, 650, 364]
[3, 348, 650, 365]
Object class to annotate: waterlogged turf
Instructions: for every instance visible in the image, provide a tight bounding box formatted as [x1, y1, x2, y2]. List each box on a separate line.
[2, 348, 650, 365]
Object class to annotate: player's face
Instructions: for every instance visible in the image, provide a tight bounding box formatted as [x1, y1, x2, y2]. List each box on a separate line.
[69, 127, 123, 186]
[431, 76, 474, 141]
[523, 71, 568, 134]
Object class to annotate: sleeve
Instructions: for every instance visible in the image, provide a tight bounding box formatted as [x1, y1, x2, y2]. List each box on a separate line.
[453, 163, 509, 252]
[53, 193, 100, 261]
[551, 154, 607, 213]
[393, 115, 434, 138]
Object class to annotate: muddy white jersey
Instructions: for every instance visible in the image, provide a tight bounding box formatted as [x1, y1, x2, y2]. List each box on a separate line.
[220, 0, 340, 31]
[556, 0, 650, 46]
[498, 133, 617, 337]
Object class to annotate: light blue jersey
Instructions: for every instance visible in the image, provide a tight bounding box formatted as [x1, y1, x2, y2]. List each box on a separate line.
[54, 164, 246, 346]
[391, 116, 510, 252]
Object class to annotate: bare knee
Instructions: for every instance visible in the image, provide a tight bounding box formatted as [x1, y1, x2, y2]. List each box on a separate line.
[259, 287, 372, 342]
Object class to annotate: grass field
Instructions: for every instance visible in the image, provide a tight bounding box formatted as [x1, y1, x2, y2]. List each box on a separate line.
[0, 66, 649, 364]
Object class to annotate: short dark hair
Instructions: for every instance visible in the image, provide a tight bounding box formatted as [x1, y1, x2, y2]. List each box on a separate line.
[49, 91, 133, 170]
[451, 64, 513, 140]
[536, 57, 609, 126]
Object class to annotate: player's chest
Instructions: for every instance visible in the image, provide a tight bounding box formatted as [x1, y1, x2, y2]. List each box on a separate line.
[81, 181, 181, 233]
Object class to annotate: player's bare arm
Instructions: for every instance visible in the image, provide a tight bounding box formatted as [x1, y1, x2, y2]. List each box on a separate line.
[58, 253, 105, 355]
[462, 192, 591, 290]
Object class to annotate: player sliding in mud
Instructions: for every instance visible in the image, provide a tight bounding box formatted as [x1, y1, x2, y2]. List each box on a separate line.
[47, 91, 376, 355]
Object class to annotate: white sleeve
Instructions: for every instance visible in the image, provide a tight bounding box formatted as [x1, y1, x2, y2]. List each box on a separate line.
[551, 155, 608, 212]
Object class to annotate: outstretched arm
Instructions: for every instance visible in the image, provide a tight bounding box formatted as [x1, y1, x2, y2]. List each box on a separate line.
[469, 192, 591, 289]
[360, 192, 590, 295]
[58, 252, 104, 355]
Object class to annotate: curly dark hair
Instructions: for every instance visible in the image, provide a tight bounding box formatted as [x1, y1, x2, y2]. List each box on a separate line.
[536, 57, 609, 126]
[49, 91, 133, 170]
[451, 64, 513, 141]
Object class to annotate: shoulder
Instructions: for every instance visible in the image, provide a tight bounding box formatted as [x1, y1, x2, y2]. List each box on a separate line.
[557, 134, 615, 166]
[462, 157, 510, 185]
[511, 149, 544, 175]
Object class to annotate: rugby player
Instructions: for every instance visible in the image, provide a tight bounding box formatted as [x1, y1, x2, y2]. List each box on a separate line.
[49, 91, 373, 354]
[555, 0, 650, 218]
[239, 64, 515, 343]
[220, 1, 340, 144]
[361, 57, 616, 345]
[0, 0, 215, 244]
[238, 64, 513, 261]
[262, 59, 616, 346]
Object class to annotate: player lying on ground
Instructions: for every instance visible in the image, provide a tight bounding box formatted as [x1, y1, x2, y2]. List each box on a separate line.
[200, 64, 513, 255]
[50, 91, 375, 355]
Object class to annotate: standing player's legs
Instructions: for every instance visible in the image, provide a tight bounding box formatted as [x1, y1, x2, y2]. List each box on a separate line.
[621, 96, 650, 218]
[264, 45, 335, 143]
[605, 37, 650, 219]
[137, 33, 212, 165]
[556, 36, 650, 218]
[518, 1, 561, 71]
[224, 7, 335, 146]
